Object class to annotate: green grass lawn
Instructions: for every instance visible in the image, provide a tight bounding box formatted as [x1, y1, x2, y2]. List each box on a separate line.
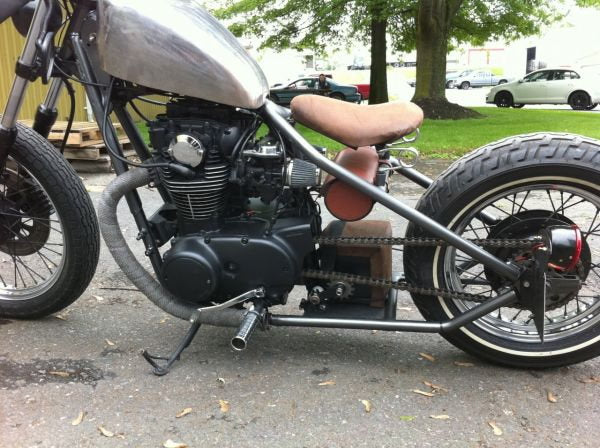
[137, 107, 600, 159]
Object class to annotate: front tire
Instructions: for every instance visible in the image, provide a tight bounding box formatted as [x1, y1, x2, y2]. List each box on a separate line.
[494, 91, 513, 108]
[460, 81, 470, 90]
[0, 123, 99, 318]
[404, 133, 600, 368]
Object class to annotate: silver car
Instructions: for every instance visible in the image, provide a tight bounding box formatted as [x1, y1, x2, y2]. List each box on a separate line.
[454, 70, 509, 89]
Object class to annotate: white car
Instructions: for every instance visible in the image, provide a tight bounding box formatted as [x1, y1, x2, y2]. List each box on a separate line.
[486, 68, 600, 110]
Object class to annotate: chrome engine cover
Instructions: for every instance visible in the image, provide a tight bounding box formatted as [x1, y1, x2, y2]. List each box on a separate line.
[97, 0, 269, 109]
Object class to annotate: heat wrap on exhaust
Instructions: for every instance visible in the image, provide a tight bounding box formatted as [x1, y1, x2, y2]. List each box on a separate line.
[96, 168, 246, 327]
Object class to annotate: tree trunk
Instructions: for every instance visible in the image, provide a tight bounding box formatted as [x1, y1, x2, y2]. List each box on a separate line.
[412, 0, 479, 119]
[369, 15, 388, 104]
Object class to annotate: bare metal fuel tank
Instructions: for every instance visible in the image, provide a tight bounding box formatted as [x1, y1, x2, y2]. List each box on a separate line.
[97, 0, 269, 109]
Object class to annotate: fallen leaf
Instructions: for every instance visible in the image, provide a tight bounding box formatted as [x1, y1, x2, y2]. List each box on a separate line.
[93, 295, 104, 302]
[105, 339, 115, 346]
[546, 390, 558, 403]
[163, 440, 188, 448]
[98, 425, 114, 437]
[175, 407, 192, 418]
[159, 317, 169, 324]
[454, 361, 474, 367]
[430, 414, 450, 420]
[399, 415, 415, 421]
[488, 421, 503, 436]
[217, 377, 226, 385]
[48, 371, 70, 378]
[55, 314, 67, 321]
[419, 352, 435, 362]
[423, 381, 448, 392]
[219, 400, 230, 413]
[412, 389, 435, 397]
[360, 399, 372, 413]
[577, 376, 600, 384]
[71, 411, 85, 426]
[397, 307, 412, 311]
[318, 380, 336, 386]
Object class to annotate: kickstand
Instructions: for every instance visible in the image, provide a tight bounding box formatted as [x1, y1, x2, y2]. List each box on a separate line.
[141, 320, 201, 376]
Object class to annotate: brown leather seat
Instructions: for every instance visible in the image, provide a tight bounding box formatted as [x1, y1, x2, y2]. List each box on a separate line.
[290, 95, 424, 148]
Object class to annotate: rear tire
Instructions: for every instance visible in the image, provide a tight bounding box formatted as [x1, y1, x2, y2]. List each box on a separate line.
[0, 123, 99, 318]
[569, 91, 591, 110]
[329, 92, 345, 101]
[513, 104, 525, 109]
[404, 133, 600, 368]
[586, 103, 598, 111]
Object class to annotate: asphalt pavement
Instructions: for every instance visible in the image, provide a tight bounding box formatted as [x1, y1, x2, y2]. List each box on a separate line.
[1, 160, 599, 448]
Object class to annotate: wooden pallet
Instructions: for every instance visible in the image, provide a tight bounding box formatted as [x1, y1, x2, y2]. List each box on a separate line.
[62, 139, 133, 161]
[19, 120, 125, 147]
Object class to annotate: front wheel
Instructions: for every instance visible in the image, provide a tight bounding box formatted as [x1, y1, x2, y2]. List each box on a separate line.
[495, 91, 513, 108]
[404, 133, 600, 368]
[460, 81, 470, 90]
[0, 123, 99, 318]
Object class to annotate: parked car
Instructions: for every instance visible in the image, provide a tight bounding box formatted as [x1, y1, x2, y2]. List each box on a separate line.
[486, 68, 600, 110]
[269, 77, 361, 105]
[353, 83, 370, 101]
[454, 70, 509, 89]
[408, 70, 473, 89]
[446, 69, 473, 88]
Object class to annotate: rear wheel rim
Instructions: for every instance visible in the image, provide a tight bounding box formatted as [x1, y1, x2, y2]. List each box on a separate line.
[571, 93, 589, 110]
[0, 157, 66, 301]
[441, 182, 600, 345]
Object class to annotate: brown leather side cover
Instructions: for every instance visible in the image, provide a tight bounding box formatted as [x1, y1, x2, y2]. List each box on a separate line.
[322, 146, 379, 221]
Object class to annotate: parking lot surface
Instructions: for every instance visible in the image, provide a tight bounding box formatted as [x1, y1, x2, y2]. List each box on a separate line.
[1, 160, 599, 448]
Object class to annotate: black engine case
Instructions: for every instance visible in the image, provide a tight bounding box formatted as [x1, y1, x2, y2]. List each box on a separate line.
[161, 217, 315, 305]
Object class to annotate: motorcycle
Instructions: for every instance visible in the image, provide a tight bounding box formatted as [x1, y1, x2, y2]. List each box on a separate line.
[1, 0, 600, 376]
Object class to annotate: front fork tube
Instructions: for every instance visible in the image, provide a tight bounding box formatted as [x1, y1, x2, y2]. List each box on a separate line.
[33, 78, 64, 138]
[0, 0, 51, 163]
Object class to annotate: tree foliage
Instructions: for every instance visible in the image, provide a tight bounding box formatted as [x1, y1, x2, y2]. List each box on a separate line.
[217, 1, 600, 112]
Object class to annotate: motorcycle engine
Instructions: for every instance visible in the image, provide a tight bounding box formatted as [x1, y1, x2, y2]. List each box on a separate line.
[147, 99, 322, 306]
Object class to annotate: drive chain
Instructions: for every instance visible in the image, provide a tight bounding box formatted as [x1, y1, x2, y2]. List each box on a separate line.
[304, 236, 541, 303]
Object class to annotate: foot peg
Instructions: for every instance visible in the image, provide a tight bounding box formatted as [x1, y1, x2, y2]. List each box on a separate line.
[231, 303, 266, 351]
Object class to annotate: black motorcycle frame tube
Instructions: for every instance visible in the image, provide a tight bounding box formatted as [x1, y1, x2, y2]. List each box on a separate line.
[111, 103, 172, 204]
[270, 289, 517, 333]
[69, 32, 164, 275]
[261, 100, 522, 283]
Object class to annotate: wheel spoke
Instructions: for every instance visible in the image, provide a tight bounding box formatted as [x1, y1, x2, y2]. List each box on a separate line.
[443, 183, 600, 344]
